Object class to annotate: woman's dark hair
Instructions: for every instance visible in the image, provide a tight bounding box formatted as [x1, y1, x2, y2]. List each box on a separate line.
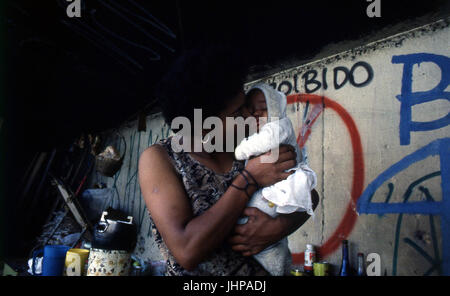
[156, 44, 248, 126]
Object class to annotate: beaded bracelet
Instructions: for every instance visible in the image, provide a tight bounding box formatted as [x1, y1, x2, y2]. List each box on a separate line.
[230, 169, 260, 199]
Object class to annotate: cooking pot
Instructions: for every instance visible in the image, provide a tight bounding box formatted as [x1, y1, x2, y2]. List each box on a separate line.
[92, 211, 137, 251]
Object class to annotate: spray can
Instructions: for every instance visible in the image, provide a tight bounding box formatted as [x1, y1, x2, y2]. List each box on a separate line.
[304, 244, 315, 276]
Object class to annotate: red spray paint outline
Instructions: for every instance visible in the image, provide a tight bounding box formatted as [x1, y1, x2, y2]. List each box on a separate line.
[287, 94, 365, 264]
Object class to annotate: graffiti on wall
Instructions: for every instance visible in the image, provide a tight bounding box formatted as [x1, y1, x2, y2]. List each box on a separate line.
[391, 53, 450, 146]
[284, 52, 449, 275]
[357, 53, 450, 275]
[267, 61, 374, 95]
[287, 94, 365, 266]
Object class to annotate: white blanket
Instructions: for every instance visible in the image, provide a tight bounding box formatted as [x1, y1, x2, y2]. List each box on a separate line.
[235, 84, 317, 216]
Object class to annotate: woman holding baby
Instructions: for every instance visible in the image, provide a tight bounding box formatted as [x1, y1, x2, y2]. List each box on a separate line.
[138, 45, 318, 276]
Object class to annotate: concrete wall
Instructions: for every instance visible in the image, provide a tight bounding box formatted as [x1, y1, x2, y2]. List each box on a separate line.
[91, 19, 449, 275]
[90, 114, 172, 263]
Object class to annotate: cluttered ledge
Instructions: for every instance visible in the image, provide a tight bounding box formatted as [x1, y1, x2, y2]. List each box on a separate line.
[2, 133, 167, 277]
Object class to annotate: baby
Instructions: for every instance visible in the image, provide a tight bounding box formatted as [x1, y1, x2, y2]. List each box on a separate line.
[234, 83, 317, 276]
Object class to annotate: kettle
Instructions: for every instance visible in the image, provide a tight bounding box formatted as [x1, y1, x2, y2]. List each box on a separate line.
[92, 209, 137, 252]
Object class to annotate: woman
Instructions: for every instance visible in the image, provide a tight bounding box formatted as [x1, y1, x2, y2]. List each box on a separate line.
[138, 45, 318, 275]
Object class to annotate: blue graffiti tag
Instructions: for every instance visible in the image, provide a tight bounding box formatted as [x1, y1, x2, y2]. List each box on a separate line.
[391, 53, 450, 146]
[357, 137, 450, 275]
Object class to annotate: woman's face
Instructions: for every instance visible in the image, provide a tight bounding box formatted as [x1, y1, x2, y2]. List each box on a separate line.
[203, 88, 272, 151]
[211, 89, 252, 150]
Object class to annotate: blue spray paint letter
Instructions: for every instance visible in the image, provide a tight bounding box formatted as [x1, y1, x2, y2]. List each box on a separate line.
[357, 137, 450, 275]
[391, 53, 450, 146]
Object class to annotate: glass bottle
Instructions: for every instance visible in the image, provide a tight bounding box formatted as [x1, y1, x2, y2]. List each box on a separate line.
[339, 240, 350, 276]
[356, 253, 366, 276]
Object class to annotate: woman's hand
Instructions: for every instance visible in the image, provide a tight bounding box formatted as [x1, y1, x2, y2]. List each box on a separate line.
[245, 144, 297, 187]
[227, 207, 280, 256]
[228, 190, 320, 257]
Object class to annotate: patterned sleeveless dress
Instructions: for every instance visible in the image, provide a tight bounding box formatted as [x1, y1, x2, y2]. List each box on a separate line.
[147, 137, 269, 276]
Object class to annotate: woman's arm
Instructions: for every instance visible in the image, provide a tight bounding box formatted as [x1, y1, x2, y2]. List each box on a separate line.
[138, 144, 297, 271]
[228, 189, 320, 256]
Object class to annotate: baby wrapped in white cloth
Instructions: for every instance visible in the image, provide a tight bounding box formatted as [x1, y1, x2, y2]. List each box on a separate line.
[235, 83, 317, 275]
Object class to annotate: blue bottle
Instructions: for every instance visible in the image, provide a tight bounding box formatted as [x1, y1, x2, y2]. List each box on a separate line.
[356, 253, 366, 276]
[339, 240, 350, 276]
